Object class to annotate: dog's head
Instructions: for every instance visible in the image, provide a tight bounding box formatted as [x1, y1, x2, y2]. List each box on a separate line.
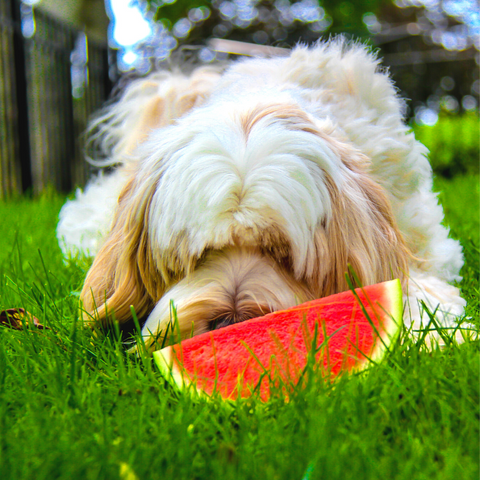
[81, 96, 410, 348]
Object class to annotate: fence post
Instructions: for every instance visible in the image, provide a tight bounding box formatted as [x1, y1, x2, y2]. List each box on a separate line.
[10, 0, 32, 192]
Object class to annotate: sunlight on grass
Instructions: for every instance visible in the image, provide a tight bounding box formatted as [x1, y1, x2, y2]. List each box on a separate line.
[0, 173, 478, 479]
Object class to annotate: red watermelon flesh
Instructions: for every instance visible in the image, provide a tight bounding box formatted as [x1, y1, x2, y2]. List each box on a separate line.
[154, 279, 402, 401]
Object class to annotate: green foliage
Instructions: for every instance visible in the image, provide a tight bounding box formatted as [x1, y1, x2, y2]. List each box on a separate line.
[0, 167, 478, 478]
[150, 0, 210, 25]
[148, 0, 387, 36]
[317, 0, 387, 34]
[144, 0, 391, 49]
[413, 114, 480, 178]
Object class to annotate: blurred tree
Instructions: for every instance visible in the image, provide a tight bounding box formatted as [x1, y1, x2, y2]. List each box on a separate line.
[146, 0, 389, 46]
[373, 1, 478, 121]
[112, 0, 479, 121]
[136, 0, 478, 121]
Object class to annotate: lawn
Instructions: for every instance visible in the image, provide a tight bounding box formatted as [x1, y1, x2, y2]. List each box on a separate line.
[0, 163, 478, 476]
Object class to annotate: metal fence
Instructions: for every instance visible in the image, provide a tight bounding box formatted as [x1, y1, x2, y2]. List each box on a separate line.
[0, 0, 113, 198]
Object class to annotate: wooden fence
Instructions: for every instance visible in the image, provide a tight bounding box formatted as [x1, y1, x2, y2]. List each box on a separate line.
[0, 0, 113, 198]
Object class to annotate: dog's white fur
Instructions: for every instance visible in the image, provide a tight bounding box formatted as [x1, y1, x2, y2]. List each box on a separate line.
[58, 39, 468, 348]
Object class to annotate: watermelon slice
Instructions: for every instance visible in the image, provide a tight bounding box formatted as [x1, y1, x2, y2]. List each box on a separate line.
[154, 279, 403, 401]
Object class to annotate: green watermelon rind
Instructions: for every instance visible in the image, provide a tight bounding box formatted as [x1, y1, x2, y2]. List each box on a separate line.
[154, 345, 214, 400]
[353, 278, 403, 367]
[153, 279, 403, 399]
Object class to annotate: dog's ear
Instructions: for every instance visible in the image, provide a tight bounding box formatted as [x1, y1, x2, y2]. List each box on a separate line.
[80, 174, 164, 325]
[80, 67, 222, 325]
[307, 144, 411, 296]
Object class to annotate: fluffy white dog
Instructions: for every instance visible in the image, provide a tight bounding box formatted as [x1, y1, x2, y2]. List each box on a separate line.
[58, 39, 468, 349]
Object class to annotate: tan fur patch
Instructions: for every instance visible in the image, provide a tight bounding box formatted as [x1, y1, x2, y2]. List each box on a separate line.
[81, 174, 161, 325]
[306, 170, 411, 297]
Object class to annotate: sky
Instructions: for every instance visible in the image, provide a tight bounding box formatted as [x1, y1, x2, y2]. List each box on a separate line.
[107, 0, 152, 48]
[105, 0, 182, 70]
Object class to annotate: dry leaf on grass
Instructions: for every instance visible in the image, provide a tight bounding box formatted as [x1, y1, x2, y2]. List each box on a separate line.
[0, 308, 49, 330]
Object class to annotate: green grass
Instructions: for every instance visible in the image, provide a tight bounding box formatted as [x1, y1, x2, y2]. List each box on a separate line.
[413, 114, 479, 178]
[0, 176, 478, 480]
